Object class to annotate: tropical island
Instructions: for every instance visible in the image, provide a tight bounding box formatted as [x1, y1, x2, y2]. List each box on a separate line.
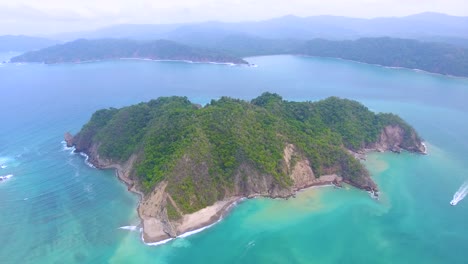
[9, 39, 249, 65]
[65, 93, 425, 243]
[10, 37, 468, 77]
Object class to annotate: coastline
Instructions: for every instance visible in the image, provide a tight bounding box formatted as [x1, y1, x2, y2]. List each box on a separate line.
[65, 119, 427, 245]
[241, 54, 468, 80]
[137, 176, 341, 246]
[68, 142, 424, 245]
[303, 55, 468, 80]
[95, 152, 344, 245]
[11, 57, 251, 67]
[66, 139, 345, 245]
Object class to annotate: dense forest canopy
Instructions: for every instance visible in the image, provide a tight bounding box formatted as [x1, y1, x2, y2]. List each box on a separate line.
[10, 37, 468, 77]
[9, 39, 248, 65]
[72, 94, 422, 213]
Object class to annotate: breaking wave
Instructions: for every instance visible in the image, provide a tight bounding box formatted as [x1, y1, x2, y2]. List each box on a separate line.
[0, 174, 13, 181]
[118, 225, 140, 231]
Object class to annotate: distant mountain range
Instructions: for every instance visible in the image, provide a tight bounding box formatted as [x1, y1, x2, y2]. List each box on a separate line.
[2, 12, 468, 52]
[50, 12, 468, 46]
[5, 12, 468, 77]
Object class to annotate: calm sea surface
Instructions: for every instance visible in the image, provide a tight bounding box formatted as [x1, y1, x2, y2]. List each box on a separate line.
[1, 55, 467, 263]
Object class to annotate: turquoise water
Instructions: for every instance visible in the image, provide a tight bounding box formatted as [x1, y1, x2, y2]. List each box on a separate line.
[1, 55, 468, 263]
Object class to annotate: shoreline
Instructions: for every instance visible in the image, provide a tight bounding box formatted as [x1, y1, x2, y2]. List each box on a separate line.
[70, 147, 378, 245]
[66, 131, 427, 245]
[140, 180, 342, 246]
[67, 141, 345, 245]
[121, 166, 342, 245]
[242, 54, 468, 80]
[299, 55, 468, 80]
[11, 57, 251, 67]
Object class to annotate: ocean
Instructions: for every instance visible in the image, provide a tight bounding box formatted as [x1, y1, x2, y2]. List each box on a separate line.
[1, 55, 467, 263]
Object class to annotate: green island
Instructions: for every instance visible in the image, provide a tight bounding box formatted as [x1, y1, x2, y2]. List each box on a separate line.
[9, 38, 248, 65]
[209, 36, 468, 77]
[10, 37, 468, 77]
[66, 93, 425, 242]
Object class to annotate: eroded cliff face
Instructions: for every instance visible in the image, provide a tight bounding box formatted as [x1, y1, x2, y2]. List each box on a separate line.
[66, 122, 425, 243]
[371, 125, 426, 153]
[137, 142, 345, 241]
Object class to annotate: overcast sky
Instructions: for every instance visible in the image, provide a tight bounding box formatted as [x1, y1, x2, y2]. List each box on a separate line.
[1, 0, 467, 35]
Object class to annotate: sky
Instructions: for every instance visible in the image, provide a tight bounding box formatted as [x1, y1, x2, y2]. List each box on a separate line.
[1, 0, 467, 35]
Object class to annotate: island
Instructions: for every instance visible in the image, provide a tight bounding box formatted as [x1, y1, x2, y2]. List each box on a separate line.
[9, 39, 249, 65]
[65, 93, 426, 243]
[207, 36, 468, 77]
[11, 36, 468, 77]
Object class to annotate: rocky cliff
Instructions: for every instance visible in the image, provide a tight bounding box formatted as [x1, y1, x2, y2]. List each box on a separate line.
[65, 94, 426, 242]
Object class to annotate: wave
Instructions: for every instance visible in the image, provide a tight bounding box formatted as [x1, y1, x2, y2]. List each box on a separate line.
[450, 181, 468, 206]
[141, 198, 243, 247]
[79, 152, 95, 168]
[142, 216, 222, 247]
[177, 199, 242, 239]
[0, 174, 13, 181]
[118, 225, 140, 231]
[421, 142, 428, 155]
[145, 237, 174, 246]
[177, 220, 221, 238]
[61, 141, 76, 153]
[0, 165, 6, 169]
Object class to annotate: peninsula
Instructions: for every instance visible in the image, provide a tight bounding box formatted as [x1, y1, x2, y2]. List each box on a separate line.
[65, 93, 425, 243]
[9, 39, 248, 65]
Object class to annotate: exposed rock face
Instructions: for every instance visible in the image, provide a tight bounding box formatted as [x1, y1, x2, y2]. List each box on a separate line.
[371, 125, 426, 153]
[64, 132, 74, 147]
[65, 122, 424, 243]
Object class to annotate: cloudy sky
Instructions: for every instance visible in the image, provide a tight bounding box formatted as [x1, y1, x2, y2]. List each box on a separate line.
[1, 0, 467, 35]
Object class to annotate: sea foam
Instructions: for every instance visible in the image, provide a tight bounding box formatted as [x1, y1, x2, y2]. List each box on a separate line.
[61, 141, 76, 153]
[145, 237, 174, 246]
[450, 181, 468, 206]
[0, 174, 13, 181]
[118, 225, 140, 231]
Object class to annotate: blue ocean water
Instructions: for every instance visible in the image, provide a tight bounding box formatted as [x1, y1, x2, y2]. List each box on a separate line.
[1, 55, 468, 263]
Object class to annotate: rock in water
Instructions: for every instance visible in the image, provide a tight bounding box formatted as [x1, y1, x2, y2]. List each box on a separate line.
[64, 132, 74, 147]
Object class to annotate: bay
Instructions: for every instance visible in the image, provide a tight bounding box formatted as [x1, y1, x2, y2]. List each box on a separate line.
[1, 55, 467, 263]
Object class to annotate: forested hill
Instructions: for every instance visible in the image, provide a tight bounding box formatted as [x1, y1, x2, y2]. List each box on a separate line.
[9, 39, 248, 65]
[69, 93, 425, 216]
[206, 36, 468, 77]
[10, 37, 468, 77]
[299, 38, 468, 77]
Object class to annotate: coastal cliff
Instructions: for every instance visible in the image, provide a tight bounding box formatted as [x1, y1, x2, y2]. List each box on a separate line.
[66, 93, 425, 243]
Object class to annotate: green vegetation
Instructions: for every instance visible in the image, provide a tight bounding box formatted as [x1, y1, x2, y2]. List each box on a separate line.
[11, 36, 468, 77]
[210, 36, 468, 77]
[73, 93, 422, 214]
[299, 38, 468, 77]
[10, 39, 248, 65]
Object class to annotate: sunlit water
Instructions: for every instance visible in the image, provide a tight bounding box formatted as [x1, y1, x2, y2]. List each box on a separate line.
[1, 54, 467, 263]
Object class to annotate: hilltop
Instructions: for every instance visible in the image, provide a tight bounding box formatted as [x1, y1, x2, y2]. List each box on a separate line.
[10, 39, 248, 65]
[66, 93, 425, 243]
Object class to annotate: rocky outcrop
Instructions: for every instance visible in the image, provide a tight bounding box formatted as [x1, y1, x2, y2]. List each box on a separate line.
[371, 125, 426, 153]
[64, 132, 74, 148]
[65, 122, 424, 243]
[350, 125, 426, 161]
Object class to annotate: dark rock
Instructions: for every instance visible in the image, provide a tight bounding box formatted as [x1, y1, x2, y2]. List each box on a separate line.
[64, 132, 74, 147]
